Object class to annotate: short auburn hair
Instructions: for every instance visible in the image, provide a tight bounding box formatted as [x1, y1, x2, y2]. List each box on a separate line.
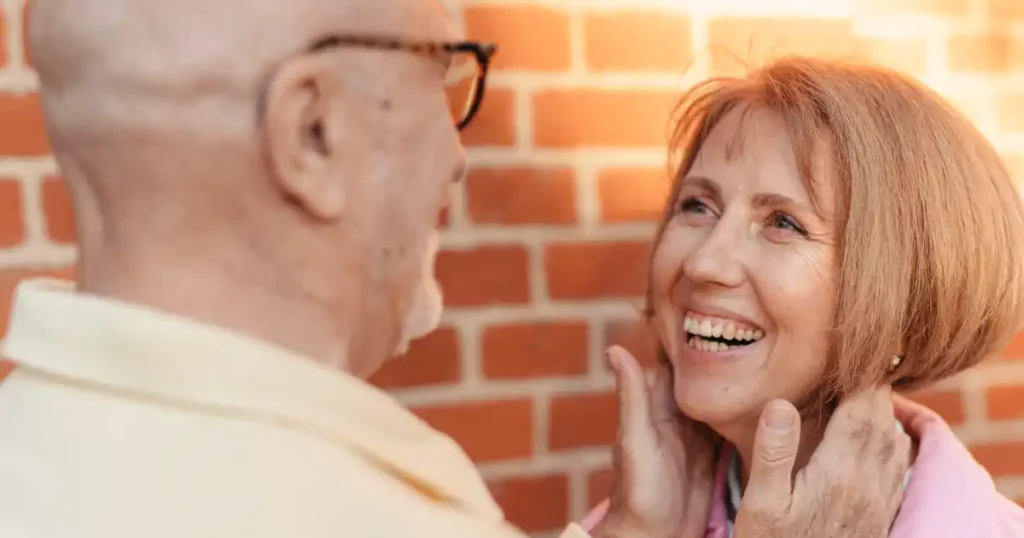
[646, 57, 1024, 401]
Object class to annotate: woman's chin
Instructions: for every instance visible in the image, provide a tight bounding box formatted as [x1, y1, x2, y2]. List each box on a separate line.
[672, 378, 763, 429]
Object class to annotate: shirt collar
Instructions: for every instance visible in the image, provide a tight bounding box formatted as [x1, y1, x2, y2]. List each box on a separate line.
[1, 278, 501, 521]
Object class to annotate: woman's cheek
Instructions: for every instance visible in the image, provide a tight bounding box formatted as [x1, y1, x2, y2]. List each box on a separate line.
[650, 235, 684, 294]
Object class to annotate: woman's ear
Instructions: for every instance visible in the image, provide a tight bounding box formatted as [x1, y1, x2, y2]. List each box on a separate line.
[261, 55, 349, 221]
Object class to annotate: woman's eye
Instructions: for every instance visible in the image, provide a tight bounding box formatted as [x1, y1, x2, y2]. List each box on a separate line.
[769, 211, 808, 236]
[679, 197, 711, 214]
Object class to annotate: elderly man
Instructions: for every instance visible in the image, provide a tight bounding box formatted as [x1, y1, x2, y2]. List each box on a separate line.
[0, 1, 909, 537]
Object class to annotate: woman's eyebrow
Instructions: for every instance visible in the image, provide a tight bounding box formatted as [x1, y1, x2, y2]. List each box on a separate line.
[752, 192, 810, 212]
[680, 175, 721, 196]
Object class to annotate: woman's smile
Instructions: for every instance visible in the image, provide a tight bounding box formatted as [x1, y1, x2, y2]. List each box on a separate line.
[678, 309, 766, 360]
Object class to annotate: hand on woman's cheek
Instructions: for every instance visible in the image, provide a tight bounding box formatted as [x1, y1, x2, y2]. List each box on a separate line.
[590, 346, 718, 538]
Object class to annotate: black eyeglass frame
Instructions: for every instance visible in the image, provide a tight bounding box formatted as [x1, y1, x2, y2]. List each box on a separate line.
[308, 35, 497, 131]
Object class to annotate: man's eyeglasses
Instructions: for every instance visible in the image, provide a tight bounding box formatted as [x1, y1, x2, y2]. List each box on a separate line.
[309, 35, 497, 131]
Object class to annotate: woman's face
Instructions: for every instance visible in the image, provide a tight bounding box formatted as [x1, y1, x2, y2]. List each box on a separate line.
[651, 107, 838, 428]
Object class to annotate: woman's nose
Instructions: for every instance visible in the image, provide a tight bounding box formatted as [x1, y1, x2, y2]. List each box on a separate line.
[682, 222, 745, 289]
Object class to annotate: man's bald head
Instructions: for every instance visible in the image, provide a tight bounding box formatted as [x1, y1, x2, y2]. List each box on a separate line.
[27, 0, 468, 375]
[29, 0, 456, 141]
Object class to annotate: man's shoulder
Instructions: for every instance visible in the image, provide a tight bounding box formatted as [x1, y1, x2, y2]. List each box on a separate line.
[0, 372, 525, 538]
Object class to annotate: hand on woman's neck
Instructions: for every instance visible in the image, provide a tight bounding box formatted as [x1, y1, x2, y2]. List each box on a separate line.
[717, 415, 827, 491]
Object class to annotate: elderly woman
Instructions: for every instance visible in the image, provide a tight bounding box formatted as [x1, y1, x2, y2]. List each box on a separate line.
[583, 57, 1024, 538]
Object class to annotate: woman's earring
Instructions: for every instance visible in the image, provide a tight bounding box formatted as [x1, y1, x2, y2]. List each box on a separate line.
[891, 355, 904, 370]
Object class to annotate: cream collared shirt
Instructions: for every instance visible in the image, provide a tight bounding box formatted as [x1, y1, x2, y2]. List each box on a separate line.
[0, 279, 591, 538]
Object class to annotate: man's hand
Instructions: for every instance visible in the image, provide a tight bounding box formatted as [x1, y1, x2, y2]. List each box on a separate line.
[735, 388, 911, 538]
[589, 346, 717, 538]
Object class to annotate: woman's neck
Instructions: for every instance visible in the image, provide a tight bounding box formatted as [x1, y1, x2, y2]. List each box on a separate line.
[716, 414, 827, 490]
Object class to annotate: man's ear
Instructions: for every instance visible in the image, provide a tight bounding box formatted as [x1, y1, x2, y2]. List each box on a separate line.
[262, 55, 348, 221]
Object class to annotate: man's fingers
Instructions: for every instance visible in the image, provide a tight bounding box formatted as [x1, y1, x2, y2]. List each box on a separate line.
[744, 400, 801, 513]
[607, 345, 655, 450]
[891, 391, 927, 425]
[817, 386, 892, 459]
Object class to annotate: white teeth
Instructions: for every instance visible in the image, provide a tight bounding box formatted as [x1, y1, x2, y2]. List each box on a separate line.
[683, 315, 763, 343]
[685, 336, 733, 353]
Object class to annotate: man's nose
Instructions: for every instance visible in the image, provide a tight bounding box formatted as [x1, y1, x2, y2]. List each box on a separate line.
[682, 219, 745, 288]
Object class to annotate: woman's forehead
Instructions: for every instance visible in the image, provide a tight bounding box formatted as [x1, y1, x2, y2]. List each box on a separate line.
[686, 107, 836, 217]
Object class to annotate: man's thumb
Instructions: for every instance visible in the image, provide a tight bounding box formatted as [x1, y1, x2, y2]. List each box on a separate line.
[607, 346, 654, 449]
[746, 400, 801, 505]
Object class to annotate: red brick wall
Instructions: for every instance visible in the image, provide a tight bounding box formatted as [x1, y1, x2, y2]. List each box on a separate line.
[2, 0, 1024, 534]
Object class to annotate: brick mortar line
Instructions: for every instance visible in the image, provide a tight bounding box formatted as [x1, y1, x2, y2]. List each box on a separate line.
[484, 70, 1024, 92]
[852, 17, 958, 38]
[925, 371, 967, 392]
[445, 178, 470, 230]
[974, 363, 1024, 385]
[390, 377, 1024, 431]
[16, 169, 45, 246]
[466, 148, 670, 166]
[9, 67, 1021, 95]
[526, 241, 548, 304]
[1, 0, 26, 75]
[0, 243, 75, 267]
[687, 0, 711, 80]
[486, 72, 719, 90]
[439, 223, 658, 246]
[464, 143, 1024, 168]
[573, 162, 600, 229]
[0, 144, 1017, 181]
[441, 301, 645, 324]
[585, 317, 610, 382]
[961, 369, 989, 424]
[995, 477, 1024, 498]
[392, 375, 615, 406]
[477, 448, 611, 478]
[567, 467, 588, 522]
[461, 0, 968, 20]
[954, 419, 1024, 443]
[512, 83, 534, 152]
[565, 4, 584, 77]
[0, 157, 57, 177]
[532, 391, 551, 457]
[457, 321, 483, 385]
